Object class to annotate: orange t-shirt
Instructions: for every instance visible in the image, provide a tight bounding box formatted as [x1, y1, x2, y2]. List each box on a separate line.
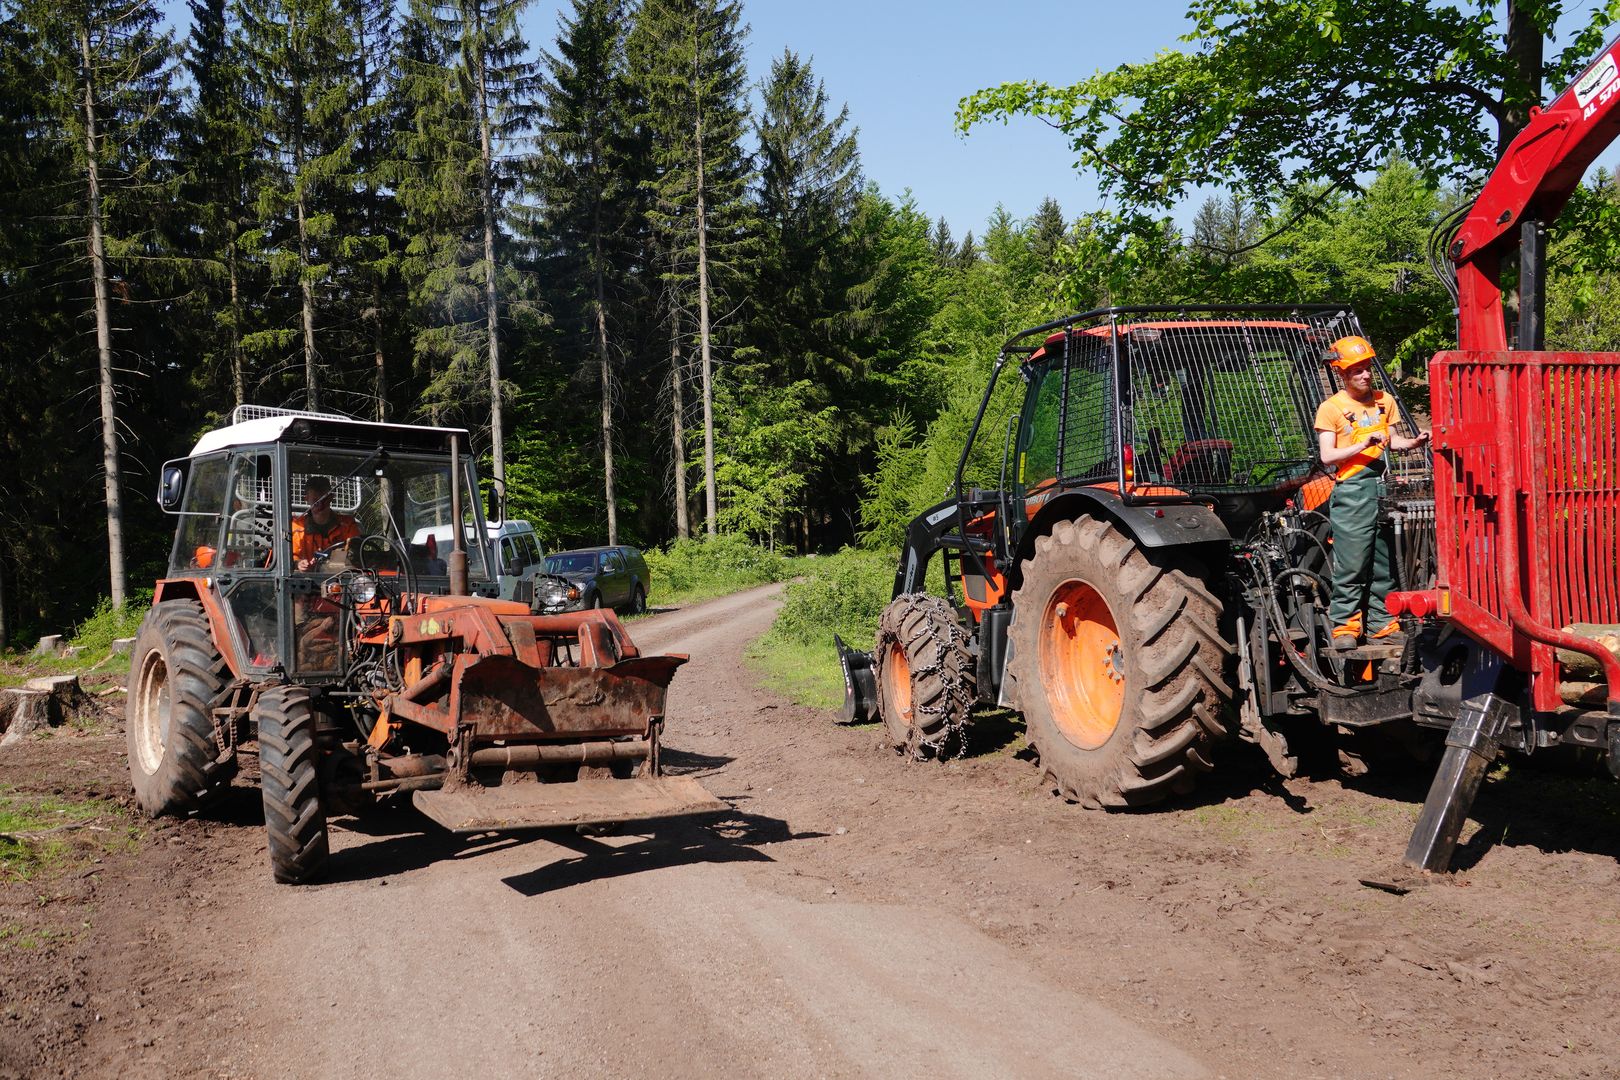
[1314, 389, 1395, 480]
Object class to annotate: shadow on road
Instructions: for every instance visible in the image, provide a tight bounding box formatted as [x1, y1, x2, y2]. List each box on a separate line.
[501, 810, 825, 897]
[660, 746, 733, 776]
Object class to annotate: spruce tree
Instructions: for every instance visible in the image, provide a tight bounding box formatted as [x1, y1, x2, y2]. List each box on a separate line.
[390, 0, 484, 423]
[237, 0, 357, 410]
[182, 0, 260, 407]
[531, 0, 638, 543]
[740, 49, 861, 548]
[628, 0, 752, 537]
[17, 0, 181, 606]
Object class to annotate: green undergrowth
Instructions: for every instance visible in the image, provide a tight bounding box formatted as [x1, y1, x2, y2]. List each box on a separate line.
[747, 547, 917, 711]
[0, 789, 140, 883]
[644, 535, 791, 608]
[1, 594, 150, 687]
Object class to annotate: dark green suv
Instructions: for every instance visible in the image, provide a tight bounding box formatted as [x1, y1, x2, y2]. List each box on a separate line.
[536, 545, 649, 614]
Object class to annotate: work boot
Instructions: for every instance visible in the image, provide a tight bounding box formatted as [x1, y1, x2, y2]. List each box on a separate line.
[1368, 621, 1405, 646]
[1331, 624, 1360, 651]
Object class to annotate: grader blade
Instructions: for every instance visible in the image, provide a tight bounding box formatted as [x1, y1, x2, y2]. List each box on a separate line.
[413, 776, 726, 834]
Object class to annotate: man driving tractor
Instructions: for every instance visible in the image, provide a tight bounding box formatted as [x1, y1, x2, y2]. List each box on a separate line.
[292, 474, 360, 571]
[1314, 335, 1432, 649]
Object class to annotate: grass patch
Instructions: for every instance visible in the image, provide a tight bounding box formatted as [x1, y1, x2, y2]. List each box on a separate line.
[644, 535, 790, 608]
[0, 921, 76, 951]
[746, 547, 897, 711]
[0, 790, 140, 883]
[746, 636, 847, 712]
[1, 593, 150, 685]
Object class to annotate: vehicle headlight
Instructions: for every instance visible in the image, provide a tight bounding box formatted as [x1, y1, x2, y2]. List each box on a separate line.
[567, 585, 580, 600]
[349, 575, 379, 605]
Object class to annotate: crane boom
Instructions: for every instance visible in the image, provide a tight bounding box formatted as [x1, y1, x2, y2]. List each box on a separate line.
[1452, 32, 1620, 350]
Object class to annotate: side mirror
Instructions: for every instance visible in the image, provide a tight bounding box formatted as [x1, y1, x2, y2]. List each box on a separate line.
[486, 478, 506, 525]
[157, 465, 185, 512]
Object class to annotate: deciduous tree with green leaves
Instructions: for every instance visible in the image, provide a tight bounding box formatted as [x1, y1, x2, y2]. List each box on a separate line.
[957, 1, 1618, 242]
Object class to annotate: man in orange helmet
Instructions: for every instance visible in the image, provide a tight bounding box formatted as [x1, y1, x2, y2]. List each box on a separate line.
[1314, 336, 1431, 649]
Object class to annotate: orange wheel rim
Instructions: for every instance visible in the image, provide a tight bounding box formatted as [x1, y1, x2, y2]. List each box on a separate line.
[885, 642, 914, 727]
[1038, 579, 1125, 749]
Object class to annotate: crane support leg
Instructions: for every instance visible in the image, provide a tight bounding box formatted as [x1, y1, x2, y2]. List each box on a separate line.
[1403, 652, 1513, 872]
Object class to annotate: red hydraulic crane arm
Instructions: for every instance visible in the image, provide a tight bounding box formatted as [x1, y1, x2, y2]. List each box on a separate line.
[1452, 33, 1620, 350]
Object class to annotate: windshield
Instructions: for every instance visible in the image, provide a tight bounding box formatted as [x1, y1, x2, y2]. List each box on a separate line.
[284, 448, 490, 578]
[545, 552, 599, 575]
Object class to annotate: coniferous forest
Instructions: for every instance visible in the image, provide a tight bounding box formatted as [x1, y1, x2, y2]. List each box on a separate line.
[4, 0, 1619, 645]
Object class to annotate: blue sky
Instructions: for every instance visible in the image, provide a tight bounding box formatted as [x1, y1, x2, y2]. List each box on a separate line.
[154, 0, 1620, 238]
[523, 0, 1202, 237]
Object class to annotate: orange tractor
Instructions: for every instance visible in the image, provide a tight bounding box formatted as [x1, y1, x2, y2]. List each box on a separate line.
[127, 407, 721, 882]
[841, 34, 1620, 871]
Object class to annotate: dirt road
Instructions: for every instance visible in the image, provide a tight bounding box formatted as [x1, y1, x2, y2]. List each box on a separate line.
[7, 585, 1620, 1078]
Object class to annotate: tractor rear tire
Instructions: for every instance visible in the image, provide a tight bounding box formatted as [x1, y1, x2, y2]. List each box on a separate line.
[873, 593, 976, 758]
[127, 600, 235, 817]
[1007, 516, 1231, 808]
[256, 685, 329, 884]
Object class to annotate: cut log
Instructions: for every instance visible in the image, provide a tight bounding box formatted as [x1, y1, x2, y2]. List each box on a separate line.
[1556, 624, 1620, 680]
[30, 634, 62, 658]
[110, 637, 136, 656]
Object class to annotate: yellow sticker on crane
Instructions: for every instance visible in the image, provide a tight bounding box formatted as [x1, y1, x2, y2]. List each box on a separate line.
[419, 617, 442, 636]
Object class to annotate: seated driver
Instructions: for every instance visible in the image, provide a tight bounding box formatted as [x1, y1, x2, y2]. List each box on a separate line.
[292, 474, 360, 571]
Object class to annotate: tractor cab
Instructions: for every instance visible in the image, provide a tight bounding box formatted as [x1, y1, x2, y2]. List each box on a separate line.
[155, 405, 496, 680]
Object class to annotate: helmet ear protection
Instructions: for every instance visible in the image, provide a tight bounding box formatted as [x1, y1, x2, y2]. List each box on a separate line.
[1327, 335, 1376, 370]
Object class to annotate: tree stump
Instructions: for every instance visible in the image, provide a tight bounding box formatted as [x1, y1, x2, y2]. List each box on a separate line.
[0, 690, 52, 746]
[0, 676, 92, 747]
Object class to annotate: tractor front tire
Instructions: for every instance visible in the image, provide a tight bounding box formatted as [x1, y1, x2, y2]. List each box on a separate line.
[256, 685, 329, 884]
[873, 593, 976, 758]
[1007, 516, 1231, 808]
[127, 600, 235, 817]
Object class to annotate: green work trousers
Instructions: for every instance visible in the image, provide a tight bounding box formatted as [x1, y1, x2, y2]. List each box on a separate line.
[1328, 468, 1396, 633]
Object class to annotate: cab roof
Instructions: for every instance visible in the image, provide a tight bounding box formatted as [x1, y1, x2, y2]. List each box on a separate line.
[190, 406, 470, 457]
[1023, 319, 1311, 365]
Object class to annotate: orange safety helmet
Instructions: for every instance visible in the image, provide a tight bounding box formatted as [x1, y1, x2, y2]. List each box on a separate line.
[1327, 335, 1377, 369]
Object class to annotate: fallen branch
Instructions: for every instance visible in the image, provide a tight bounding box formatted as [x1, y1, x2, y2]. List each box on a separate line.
[0, 817, 106, 843]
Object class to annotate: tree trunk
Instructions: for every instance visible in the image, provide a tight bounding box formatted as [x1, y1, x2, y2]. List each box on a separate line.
[83, 28, 125, 608]
[297, 190, 318, 410]
[695, 112, 716, 537]
[228, 238, 244, 407]
[0, 546, 9, 652]
[475, 21, 504, 485]
[595, 282, 618, 545]
[670, 300, 689, 540]
[1501, 1, 1545, 151]
[373, 277, 387, 421]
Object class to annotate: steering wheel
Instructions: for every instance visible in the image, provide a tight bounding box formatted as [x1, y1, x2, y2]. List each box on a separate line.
[1163, 439, 1235, 485]
[356, 534, 399, 573]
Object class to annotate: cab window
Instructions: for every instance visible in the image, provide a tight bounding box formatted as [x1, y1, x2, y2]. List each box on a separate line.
[171, 455, 231, 574]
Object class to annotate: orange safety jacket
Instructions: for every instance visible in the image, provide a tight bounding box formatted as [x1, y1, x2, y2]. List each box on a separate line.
[291, 512, 360, 562]
[1313, 389, 1395, 481]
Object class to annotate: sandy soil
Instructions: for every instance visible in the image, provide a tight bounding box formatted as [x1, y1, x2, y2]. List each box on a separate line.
[3, 584, 1619, 1078]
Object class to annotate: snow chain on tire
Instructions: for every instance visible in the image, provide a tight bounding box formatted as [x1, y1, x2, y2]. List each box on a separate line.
[127, 600, 237, 817]
[872, 592, 977, 760]
[255, 684, 330, 884]
[1007, 516, 1233, 808]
